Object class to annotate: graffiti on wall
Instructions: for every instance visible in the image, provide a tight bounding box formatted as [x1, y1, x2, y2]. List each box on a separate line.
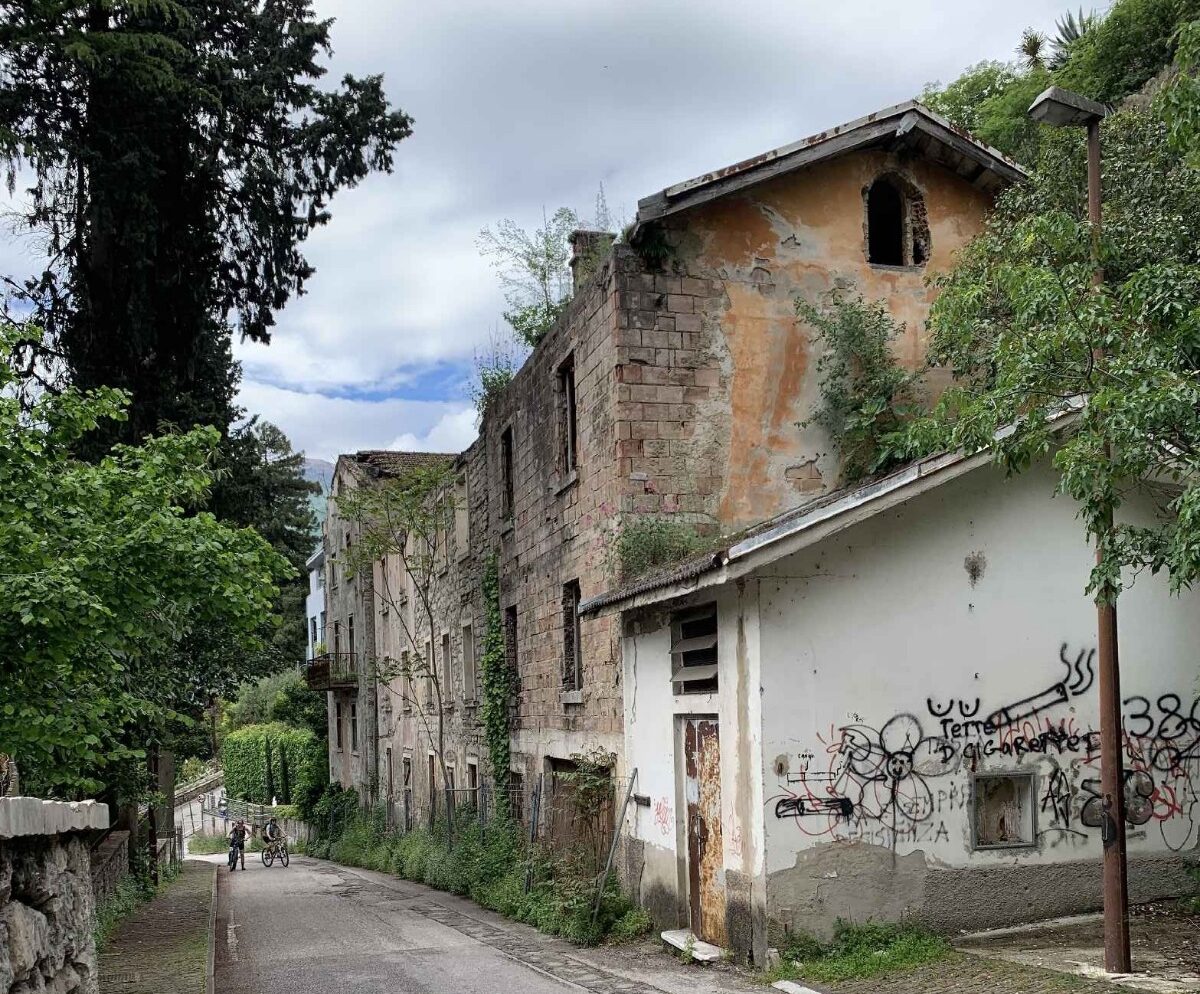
[768, 642, 1200, 853]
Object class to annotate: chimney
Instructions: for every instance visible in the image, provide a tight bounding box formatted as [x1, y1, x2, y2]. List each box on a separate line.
[569, 229, 616, 293]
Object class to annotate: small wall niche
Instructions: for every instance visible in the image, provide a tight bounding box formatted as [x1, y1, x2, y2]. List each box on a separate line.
[972, 772, 1037, 850]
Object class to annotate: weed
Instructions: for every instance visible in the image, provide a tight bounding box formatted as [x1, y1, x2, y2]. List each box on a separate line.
[607, 907, 653, 944]
[615, 518, 707, 582]
[764, 921, 950, 984]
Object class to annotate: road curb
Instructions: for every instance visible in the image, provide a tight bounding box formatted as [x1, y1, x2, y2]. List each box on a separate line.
[206, 863, 217, 994]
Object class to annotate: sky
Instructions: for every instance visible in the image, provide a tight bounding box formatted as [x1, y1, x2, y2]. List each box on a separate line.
[1, 0, 1077, 461]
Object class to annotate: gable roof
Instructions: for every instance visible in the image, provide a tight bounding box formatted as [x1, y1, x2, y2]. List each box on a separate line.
[631, 101, 1027, 236]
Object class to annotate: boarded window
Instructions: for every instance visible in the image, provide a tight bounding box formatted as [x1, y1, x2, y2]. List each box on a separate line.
[973, 773, 1036, 849]
[462, 623, 477, 701]
[442, 632, 453, 704]
[335, 702, 343, 749]
[562, 580, 582, 691]
[558, 355, 578, 473]
[467, 759, 479, 804]
[500, 426, 515, 520]
[347, 614, 355, 658]
[670, 605, 718, 694]
[349, 702, 358, 752]
[386, 748, 394, 798]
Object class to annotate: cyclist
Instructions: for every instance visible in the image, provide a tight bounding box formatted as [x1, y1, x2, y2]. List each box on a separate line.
[263, 816, 283, 853]
[227, 819, 248, 871]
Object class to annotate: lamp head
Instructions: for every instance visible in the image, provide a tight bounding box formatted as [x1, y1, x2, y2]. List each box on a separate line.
[1028, 86, 1108, 127]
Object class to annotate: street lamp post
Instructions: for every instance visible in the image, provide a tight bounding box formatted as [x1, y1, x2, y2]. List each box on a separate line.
[1028, 85, 1130, 975]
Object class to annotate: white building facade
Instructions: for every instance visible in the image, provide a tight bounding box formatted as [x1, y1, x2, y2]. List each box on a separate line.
[305, 546, 325, 661]
[588, 454, 1200, 960]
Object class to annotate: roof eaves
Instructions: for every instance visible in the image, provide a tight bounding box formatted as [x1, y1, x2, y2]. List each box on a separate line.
[632, 101, 1027, 236]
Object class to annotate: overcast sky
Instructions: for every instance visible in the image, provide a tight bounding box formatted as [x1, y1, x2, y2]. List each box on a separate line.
[4, 0, 1077, 461]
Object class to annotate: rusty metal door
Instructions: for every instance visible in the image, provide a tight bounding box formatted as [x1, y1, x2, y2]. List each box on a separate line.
[684, 717, 726, 946]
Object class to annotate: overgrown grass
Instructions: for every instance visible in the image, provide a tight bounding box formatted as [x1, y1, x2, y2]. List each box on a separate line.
[185, 832, 228, 855]
[313, 807, 637, 946]
[765, 921, 950, 985]
[615, 518, 708, 581]
[92, 861, 182, 952]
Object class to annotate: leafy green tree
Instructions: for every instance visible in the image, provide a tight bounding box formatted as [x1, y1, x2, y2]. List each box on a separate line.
[478, 207, 581, 347]
[0, 329, 287, 797]
[908, 108, 1200, 598]
[0, 0, 412, 450]
[209, 419, 318, 666]
[1057, 0, 1199, 102]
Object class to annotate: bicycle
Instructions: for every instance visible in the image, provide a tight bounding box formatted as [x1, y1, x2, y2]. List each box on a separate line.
[261, 836, 289, 868]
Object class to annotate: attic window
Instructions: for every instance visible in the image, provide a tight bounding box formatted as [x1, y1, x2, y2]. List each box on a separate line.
[670, 605, 718, 695]
[865, 174, 930, 268]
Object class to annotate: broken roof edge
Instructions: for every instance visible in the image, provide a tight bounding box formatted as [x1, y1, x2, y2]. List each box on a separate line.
[630, 100, 1028, 236]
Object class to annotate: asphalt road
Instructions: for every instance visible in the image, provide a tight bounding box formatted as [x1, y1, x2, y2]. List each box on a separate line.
[213, 855, 580, 994]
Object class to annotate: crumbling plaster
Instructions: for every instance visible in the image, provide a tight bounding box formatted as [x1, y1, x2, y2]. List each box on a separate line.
[662, 149, 992, 529]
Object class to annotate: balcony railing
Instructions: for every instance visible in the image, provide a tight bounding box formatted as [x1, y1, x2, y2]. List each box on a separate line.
[302, 652, 359, 692]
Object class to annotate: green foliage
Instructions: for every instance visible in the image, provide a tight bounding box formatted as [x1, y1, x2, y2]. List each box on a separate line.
[912, 108, 1200, 600]
[1158, 18, 1200, 162]
[607, 907, 653, 943]
[614, 518, 706, 582]
[0, 330, 286, 798]
[921, 0, 1200, 163]
[470, 330, 520, 419]
[480, 552, 513, 804]
[478, 207, 580, 347]
[92, 857, 183, 952]
[768, 922, 950, 984]
[221, 723, 321, 806]
[176, 757, 209, 786]
[222, 669, 327, 742]
[207, 420, 318, 670]
[798, 291, 923, 485]
[1057, 0, 1200, 102]
[92, 873, 156, 952]
[322, 808, 635, 946]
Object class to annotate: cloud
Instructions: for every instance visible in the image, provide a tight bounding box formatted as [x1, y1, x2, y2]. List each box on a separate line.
[0, 0, 1075, 458]
[237, 379, 477, 462]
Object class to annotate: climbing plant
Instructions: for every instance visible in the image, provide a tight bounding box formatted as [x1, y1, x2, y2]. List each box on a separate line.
[797, 290, 923, 485]
[479, 552, 513, 809]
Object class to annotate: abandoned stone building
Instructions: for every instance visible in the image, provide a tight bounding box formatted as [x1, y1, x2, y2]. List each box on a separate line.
[302, 101, 1155, 954]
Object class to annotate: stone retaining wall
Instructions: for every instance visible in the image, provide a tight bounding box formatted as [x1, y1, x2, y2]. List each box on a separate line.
[88, 833, 129, 911]
[1, 797, 108, 994]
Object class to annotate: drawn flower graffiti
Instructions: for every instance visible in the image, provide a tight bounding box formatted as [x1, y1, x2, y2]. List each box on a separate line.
[836, 714, 959, 824]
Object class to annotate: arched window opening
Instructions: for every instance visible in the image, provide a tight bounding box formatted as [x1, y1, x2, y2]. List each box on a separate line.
[867, 178, 904, 266]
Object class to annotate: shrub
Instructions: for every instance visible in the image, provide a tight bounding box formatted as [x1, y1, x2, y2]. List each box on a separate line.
[314, 805, 638, 947]
[175, 756, 208, 786]
[608, 907, 653, 944]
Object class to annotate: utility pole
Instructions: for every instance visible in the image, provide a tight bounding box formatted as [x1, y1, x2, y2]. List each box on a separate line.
[1029, 86, 1130, 974]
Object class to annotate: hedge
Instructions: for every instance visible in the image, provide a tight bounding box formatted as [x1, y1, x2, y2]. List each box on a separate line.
[222, 722, 325, 807]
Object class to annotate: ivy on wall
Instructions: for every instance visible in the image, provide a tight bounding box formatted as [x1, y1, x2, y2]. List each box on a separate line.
[479, 552, 513, 808]
[222, 722, 322, 806]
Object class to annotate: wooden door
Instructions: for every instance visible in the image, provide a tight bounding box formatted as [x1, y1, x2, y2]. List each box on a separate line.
[684, 717, 726, 946]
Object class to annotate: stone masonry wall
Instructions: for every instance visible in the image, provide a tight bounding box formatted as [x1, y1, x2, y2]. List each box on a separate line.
[1, 799, 108, 994]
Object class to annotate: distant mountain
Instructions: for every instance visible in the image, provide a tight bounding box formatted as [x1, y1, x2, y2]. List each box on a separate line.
[302, 458, 334, 540]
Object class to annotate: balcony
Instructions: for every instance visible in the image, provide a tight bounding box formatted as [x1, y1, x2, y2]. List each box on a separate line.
[302, 652, 359, 692]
